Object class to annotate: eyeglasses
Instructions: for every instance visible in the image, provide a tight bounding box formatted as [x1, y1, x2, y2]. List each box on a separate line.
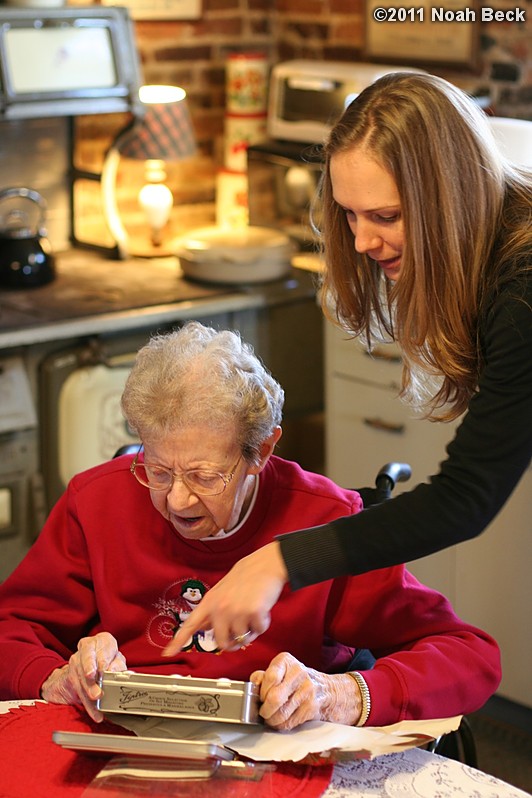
[130, 449, 242, 496]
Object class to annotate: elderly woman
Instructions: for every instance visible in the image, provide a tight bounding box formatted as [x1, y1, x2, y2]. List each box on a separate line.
[0, 322, 500, 729]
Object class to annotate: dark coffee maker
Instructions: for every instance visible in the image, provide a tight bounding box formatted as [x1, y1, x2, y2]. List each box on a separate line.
[0, 187, 56, 288]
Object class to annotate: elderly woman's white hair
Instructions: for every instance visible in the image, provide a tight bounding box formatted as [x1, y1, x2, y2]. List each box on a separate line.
[121, 322, 284, 463]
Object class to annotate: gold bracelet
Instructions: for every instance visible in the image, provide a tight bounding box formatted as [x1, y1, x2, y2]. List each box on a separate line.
[347, 671, 371, 726]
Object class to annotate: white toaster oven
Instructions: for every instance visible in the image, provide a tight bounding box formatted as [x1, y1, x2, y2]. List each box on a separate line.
[267, 59, 421, 144]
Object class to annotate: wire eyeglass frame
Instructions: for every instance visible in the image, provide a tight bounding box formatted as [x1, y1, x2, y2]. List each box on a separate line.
[130, 447, 243, 496]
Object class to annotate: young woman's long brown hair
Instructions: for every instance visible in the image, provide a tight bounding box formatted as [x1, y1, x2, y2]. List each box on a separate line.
[318, 72, 532, 420]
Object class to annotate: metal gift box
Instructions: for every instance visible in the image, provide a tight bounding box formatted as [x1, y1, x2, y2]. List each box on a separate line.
[97, 671, 261, 725]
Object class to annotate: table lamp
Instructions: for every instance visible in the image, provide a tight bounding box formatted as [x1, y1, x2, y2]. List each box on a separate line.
[101, 84, 197, 257]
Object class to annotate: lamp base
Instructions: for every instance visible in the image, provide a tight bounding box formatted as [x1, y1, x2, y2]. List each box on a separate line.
[119, 235, 180, 260]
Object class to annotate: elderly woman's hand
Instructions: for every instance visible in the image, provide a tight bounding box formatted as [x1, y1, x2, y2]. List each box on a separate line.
[250, 652, 363, 730]
[40, 632, 127, 722]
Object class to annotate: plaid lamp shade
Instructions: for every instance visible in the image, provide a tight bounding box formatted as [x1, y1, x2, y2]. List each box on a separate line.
[119, 95, 197, 161]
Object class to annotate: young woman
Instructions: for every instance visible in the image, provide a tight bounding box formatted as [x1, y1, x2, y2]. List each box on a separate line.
[166, 72, 532, 652]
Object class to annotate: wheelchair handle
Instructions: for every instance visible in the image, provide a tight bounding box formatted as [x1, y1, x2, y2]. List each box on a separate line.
[373, 462, 412, 502]
[376, 462, 412, 488]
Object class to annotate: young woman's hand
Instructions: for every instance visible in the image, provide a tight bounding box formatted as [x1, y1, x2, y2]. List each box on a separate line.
[163, 541, 288, 655]
[250, 652, 362, 730]
[40, 632, 127, 722]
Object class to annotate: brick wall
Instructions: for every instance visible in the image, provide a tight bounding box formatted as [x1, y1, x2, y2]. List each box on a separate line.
[128, 0, 532, 160]
[270, 0, 531, 117]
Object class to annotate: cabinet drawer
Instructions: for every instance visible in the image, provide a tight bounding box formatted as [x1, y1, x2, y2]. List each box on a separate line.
[325, 373, 457, 491]
[325, 320, 403, 389]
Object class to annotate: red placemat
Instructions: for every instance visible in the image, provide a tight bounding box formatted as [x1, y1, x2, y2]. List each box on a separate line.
[0, 703, 132, 798]
[0, 703, 333, 798]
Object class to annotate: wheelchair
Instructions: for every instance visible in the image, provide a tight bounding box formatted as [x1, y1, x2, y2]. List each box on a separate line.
[114, 446, 477, 767]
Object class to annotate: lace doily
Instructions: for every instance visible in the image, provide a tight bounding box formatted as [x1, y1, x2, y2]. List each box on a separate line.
[326, 747, 530, 798]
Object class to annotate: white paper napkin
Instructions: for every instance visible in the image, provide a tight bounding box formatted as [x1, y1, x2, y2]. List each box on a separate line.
[115, 714, 462, 762]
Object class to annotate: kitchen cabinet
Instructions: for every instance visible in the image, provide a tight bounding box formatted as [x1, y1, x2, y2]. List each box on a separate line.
[325, 319, 458, 597]
[325, 319, 531, 708]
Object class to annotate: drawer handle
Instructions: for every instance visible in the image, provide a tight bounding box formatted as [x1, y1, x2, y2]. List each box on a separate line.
[331, 370, 401, 392]
[363, 417, 405, 434]
[365, 347, 402, 364]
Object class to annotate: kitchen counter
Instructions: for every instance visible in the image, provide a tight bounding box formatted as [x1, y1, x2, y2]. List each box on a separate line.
[0, 248, 320, 350]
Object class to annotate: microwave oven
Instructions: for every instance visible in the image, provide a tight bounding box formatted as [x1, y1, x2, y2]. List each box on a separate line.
[268, 59, 420, 144]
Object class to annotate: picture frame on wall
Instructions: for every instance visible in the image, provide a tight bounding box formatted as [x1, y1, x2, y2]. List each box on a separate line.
[364, 0, 480, 70]
[101, 0, 202, 20]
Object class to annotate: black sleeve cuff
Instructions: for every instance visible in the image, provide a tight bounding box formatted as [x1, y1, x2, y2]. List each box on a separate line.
[277, 523, 350, 590]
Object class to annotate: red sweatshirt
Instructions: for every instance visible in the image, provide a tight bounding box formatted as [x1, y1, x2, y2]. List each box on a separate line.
[0, 455, 500, 725]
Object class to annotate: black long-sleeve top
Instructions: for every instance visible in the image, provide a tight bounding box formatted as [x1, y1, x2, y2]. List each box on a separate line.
[279, 274, 532, 588]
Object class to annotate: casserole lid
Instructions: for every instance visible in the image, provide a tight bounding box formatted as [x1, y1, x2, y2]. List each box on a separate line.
[175, 225, 292, 264]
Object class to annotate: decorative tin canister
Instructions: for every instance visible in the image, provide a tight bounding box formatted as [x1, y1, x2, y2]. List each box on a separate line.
[226, 52, 268, 114]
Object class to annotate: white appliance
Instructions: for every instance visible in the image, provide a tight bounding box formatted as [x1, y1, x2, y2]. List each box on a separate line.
[267, 59, 422, 143]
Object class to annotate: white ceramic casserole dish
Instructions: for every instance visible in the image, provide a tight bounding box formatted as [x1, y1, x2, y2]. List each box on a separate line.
[175, 225, 293, 284]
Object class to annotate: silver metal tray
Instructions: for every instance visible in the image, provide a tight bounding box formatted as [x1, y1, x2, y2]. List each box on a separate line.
[52, 731, 236, 761]
[97, 671, 261, 725]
